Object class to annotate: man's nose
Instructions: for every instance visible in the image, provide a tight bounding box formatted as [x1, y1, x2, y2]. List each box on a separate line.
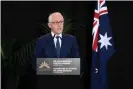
[57, 23, 61, 27]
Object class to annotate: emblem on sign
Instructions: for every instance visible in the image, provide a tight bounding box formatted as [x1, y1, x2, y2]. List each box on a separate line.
[39, 61, 50, 69]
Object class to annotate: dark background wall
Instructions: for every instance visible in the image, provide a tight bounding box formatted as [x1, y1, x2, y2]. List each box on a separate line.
[1, 1, 133, 89]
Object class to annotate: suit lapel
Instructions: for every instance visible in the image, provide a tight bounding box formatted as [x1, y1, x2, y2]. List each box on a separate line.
[47, 33, 58, 57]
[60, 34, 65, 57]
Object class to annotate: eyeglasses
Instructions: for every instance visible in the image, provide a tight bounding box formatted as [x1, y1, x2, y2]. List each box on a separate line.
[50, 21, 64, 25]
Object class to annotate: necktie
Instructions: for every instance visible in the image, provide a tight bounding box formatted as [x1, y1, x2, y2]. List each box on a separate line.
[56, 36, 60, 57]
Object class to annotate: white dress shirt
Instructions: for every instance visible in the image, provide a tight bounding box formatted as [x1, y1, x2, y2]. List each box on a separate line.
[51, 31, 62, 48]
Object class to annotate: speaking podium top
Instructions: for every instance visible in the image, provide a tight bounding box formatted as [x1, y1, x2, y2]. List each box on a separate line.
[36, 58, 80, 75]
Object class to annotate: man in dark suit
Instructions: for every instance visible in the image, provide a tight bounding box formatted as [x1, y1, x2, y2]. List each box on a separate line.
[34, 12, 79, 58]
[33, 12, 81, 89]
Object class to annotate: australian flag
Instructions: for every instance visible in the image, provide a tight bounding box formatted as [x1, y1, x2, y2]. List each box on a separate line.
[91, 0, 115, 89]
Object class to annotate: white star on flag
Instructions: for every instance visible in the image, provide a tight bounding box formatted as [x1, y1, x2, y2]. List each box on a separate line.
[98, 32, 112, 50]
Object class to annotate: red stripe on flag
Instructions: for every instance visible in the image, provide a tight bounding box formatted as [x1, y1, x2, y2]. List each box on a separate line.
[100, 0, 103, 4]
[93, 21, 97, 27]
[94, 12, 99, 19]
[100, 10, 108, 15]
[92, 29, 99, 51]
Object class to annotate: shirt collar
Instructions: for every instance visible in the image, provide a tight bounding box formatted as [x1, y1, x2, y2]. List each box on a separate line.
[51, 31, 62, 38]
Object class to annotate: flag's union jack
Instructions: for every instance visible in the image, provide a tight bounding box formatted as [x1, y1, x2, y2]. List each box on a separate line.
[92, 0, 108, 52]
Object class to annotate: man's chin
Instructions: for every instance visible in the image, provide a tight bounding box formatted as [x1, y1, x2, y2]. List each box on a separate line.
[56, 31, 63, 34]
[57, 32, 62, 34]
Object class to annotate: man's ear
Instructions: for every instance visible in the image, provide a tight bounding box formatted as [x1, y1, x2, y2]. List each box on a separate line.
[48, 23, 51, 28]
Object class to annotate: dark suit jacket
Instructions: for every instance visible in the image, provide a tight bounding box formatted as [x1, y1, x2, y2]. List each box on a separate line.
[34, 33, 79, 58]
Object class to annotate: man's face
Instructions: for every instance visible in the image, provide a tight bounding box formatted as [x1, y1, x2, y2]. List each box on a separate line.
[48, 13, 64, 34]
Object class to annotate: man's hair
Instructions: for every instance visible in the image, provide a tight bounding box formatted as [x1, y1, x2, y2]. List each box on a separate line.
[48, 12, 63, 23]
